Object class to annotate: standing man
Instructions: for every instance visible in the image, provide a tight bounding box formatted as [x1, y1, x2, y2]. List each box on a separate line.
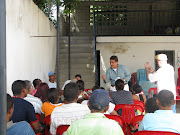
[104, 55, 131, 91]
[145, 54, 176, 113]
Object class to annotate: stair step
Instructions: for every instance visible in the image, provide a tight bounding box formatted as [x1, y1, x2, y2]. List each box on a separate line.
[60, 36, 93, 44]
[59, 44, 93, 49]
[59, 48, 93, 53]
[59, 53, 93, 58]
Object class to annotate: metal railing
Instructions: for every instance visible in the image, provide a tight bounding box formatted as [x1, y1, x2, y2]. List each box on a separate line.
[94, 10, 180, 36]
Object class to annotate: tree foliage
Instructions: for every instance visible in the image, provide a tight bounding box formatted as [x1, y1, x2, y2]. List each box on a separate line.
[33, 0, 80, 14]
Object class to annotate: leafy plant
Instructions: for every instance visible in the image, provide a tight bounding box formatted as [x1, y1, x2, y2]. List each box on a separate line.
[33, 0, 80, 27]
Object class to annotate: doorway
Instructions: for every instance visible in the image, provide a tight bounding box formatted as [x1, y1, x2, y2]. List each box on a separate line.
[155, 50, 175, 70]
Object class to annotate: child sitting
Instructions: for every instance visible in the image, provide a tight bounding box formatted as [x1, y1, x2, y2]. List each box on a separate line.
[132, 84, 146, 103]
[41, 88, 62, 117]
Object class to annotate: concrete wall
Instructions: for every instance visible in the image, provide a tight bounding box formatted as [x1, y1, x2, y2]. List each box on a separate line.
[6, 0, 57, 95]
[97, 36, 180, 87]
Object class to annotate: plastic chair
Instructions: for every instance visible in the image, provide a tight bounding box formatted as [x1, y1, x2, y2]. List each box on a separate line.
[137, 69, 148, 82]
[131, 72, 137, 85]
[114, 104, 144, 135]
[133, 100, 145, 109]
[133, 131, 180, 135]
[129, 115, 144, 134]
[176, 86, 180, 103]
[43, 115, 51, 135]
[56, 125, 70, 135]
[104, 114, 126, 134]
[35, 113, 40, 121]
[104, 114, 125, 127]
[84, 89, 92, 93]
[84, 89, 92, 99]
[149, 88, 157, 98]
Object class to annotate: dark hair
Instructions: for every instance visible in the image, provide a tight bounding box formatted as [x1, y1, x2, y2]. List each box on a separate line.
[25, 80, 32, 91]
[157, 90, 174, 108]
[7, 94, 13, 112]
[33, 79, 41, 89]
[47, 88, 59, 104]
[76, 80, 84, 91]
[133, 84, 144, 102]
[34, 83, 49, 102]
[75, 74, 81, 79]
[110, 55, 118, 62]
[64, 83, 79, 102]
[115, 79, 124, 91]
[92, 85, 100, 91]
[145, 97, 159, 113]
[12, 80, 26, 95]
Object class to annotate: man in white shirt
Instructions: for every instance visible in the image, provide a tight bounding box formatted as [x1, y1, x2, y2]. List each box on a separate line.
[24, 80, 43, 114]
[48, 71, 57, 88]
[145, 54, 176, 113]
[50, 82, 90, 135]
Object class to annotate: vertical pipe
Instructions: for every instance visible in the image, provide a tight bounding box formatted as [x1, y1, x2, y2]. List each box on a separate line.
[0, 0, 6, 134]
[93, 11, 98, 85]
[56, 2, 60, 91]
[68, 13, 71, 80]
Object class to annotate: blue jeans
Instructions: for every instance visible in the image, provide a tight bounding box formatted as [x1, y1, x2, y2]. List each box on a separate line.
[171, 102, 176, 113]
[7, 121, 35, 135]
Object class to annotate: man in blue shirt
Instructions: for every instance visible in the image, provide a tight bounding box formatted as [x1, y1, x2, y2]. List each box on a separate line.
[10, 80, 41, 134]
[7, 94, 35, 135]
[139, 90, 180, 133]
[103, 55, 131, 91]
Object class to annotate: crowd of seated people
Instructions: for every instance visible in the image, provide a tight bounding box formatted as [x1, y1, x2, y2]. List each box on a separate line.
[6, 71, 180, 135]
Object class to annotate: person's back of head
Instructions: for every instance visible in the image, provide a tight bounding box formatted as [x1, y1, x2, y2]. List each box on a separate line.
[75, 74, 82, 80]
[64, 82, 79, 103]
[7, 94, 14, 122]
[47, 88, 60, 104]
[115, 79, 124, 91]
[145, 97, 159, 113]
[76, 80, 84, 91]
[89, 89, 110, 112]
[110, 55, 118, 62]
[157, 90, 174, 109]
[92, 85, 100, 91]
[133, 84, 144, 102]
[12, 80, 26, 96]
[35, 83, 49, 102]
[7, 94, 13, 113]
[25, 80, 34, 95]
[33, 79, 41, 89]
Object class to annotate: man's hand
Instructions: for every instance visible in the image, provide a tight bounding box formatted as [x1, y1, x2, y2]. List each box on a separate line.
[149, 66, 154, 73]
[101, 75, 106, 83]
[144, 62, 150, 69]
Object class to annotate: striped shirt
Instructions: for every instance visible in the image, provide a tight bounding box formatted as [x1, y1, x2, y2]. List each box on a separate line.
[110, 90, 133, 105]
[50, 103, 90, 135]
[24, 94, 43, 114]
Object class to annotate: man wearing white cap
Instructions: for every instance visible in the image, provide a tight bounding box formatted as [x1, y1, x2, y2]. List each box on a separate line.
[145, 54, 176, 113]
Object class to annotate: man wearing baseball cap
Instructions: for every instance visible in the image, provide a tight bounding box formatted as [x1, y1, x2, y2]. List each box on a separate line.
[48, 71, 57, 88]
[145, 54, 176, 113]
[66, 89, 124, 135]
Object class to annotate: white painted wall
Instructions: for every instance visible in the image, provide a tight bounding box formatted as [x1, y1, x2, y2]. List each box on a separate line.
[97, 36, 180, 87]
[6, 0, 57, 95]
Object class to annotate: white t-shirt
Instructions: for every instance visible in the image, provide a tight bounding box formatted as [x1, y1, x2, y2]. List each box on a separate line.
[48, 81, 57, 89]
[81, 100, 115, 114]
[24, 94, 43, 114]
[149, 64, 176, 98]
